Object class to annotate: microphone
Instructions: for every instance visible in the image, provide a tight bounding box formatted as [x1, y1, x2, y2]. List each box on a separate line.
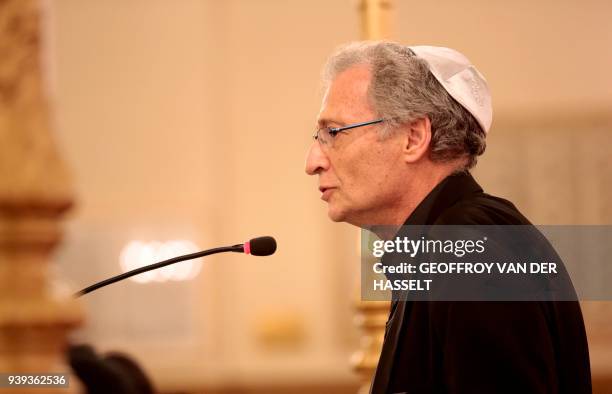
[75, 236, 276, 297]
[244, 235, 277, 256]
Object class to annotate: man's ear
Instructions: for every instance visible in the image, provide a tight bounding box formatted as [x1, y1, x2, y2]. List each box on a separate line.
[402, 116, 432, 163]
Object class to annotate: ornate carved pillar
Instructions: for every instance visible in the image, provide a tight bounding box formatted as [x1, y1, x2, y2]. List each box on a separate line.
[358, 0, 393, 40]
[350, 2, 394, 393]
[0, 0, 83, 392]
[350, 299, 390, 394]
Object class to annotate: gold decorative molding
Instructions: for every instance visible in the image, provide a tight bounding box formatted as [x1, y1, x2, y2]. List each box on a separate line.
[358, 0, 393, 40]
[0, 0, 83, 392]
[350, 300, 390, 394]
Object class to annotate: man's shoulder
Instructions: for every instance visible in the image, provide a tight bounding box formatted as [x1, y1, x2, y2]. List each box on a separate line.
[434, 191, 531, 225]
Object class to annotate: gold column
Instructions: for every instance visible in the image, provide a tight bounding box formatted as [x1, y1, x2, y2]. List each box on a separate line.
[351, 2, 394, 393]
[350, 299, 391, 394]
[358, 0, 394, 40]
[0, 0, 83, 392]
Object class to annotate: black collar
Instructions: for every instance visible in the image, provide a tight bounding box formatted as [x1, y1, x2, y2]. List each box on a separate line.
[404, 171, 483, 226]
[381, 171, 484, 321]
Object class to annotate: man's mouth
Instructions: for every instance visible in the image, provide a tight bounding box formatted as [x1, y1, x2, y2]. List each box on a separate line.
[319, 186, 335, 201]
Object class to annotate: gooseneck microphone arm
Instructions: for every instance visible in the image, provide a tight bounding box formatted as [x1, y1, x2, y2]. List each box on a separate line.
[75, 245, 242, 297]
[74, 236, 276, 298]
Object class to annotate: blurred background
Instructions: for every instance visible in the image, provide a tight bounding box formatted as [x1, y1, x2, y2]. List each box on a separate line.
[1, 0, 611, 393]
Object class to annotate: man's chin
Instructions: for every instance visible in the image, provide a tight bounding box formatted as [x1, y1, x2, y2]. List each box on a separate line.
[327, 207, 346, 223]
[327, 207, 369, 228]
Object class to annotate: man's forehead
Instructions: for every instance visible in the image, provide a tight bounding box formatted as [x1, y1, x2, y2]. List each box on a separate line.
[317, 64, 373, 125]
[334, 63, 372, 82]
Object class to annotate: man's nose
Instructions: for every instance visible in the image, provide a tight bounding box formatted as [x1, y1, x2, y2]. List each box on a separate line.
[305, 141, 330, 175]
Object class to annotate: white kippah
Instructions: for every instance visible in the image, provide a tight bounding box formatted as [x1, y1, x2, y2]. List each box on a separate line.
[408, 46, 493, 134]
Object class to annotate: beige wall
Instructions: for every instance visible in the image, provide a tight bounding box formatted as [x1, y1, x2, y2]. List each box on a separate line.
[396, 0, 612, 118]
[49, 0, 611, 392]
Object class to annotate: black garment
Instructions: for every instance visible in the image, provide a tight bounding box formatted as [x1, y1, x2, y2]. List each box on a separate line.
[369, 172, 591, 394]
[68, 344, 155, 394]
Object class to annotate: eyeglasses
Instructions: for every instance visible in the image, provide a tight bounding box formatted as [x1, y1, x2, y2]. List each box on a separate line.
[312, 118, 386, 148]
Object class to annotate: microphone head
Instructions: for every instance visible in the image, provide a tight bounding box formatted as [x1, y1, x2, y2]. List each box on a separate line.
[245, 236, 277, 256]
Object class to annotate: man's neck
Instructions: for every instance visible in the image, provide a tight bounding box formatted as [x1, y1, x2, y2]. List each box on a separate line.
[366, 162, 465, 239]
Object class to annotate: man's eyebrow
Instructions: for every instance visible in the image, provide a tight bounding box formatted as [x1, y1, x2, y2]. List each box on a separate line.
[317, 118, 345, 127]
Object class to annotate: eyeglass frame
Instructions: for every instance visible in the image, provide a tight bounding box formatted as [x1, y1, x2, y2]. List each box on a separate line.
[312, 118, 386, 146]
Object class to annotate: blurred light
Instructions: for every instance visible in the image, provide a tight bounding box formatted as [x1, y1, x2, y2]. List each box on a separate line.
[119, 240, 201, 283]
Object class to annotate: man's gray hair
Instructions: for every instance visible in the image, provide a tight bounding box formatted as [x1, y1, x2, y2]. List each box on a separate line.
[322, 41, 486, 169]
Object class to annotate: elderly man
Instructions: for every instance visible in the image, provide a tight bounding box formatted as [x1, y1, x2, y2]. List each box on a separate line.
[305, 42, 591, 393]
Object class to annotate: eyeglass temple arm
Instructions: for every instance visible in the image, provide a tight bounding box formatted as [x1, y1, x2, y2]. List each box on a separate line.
[330, 118, 385, 133]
